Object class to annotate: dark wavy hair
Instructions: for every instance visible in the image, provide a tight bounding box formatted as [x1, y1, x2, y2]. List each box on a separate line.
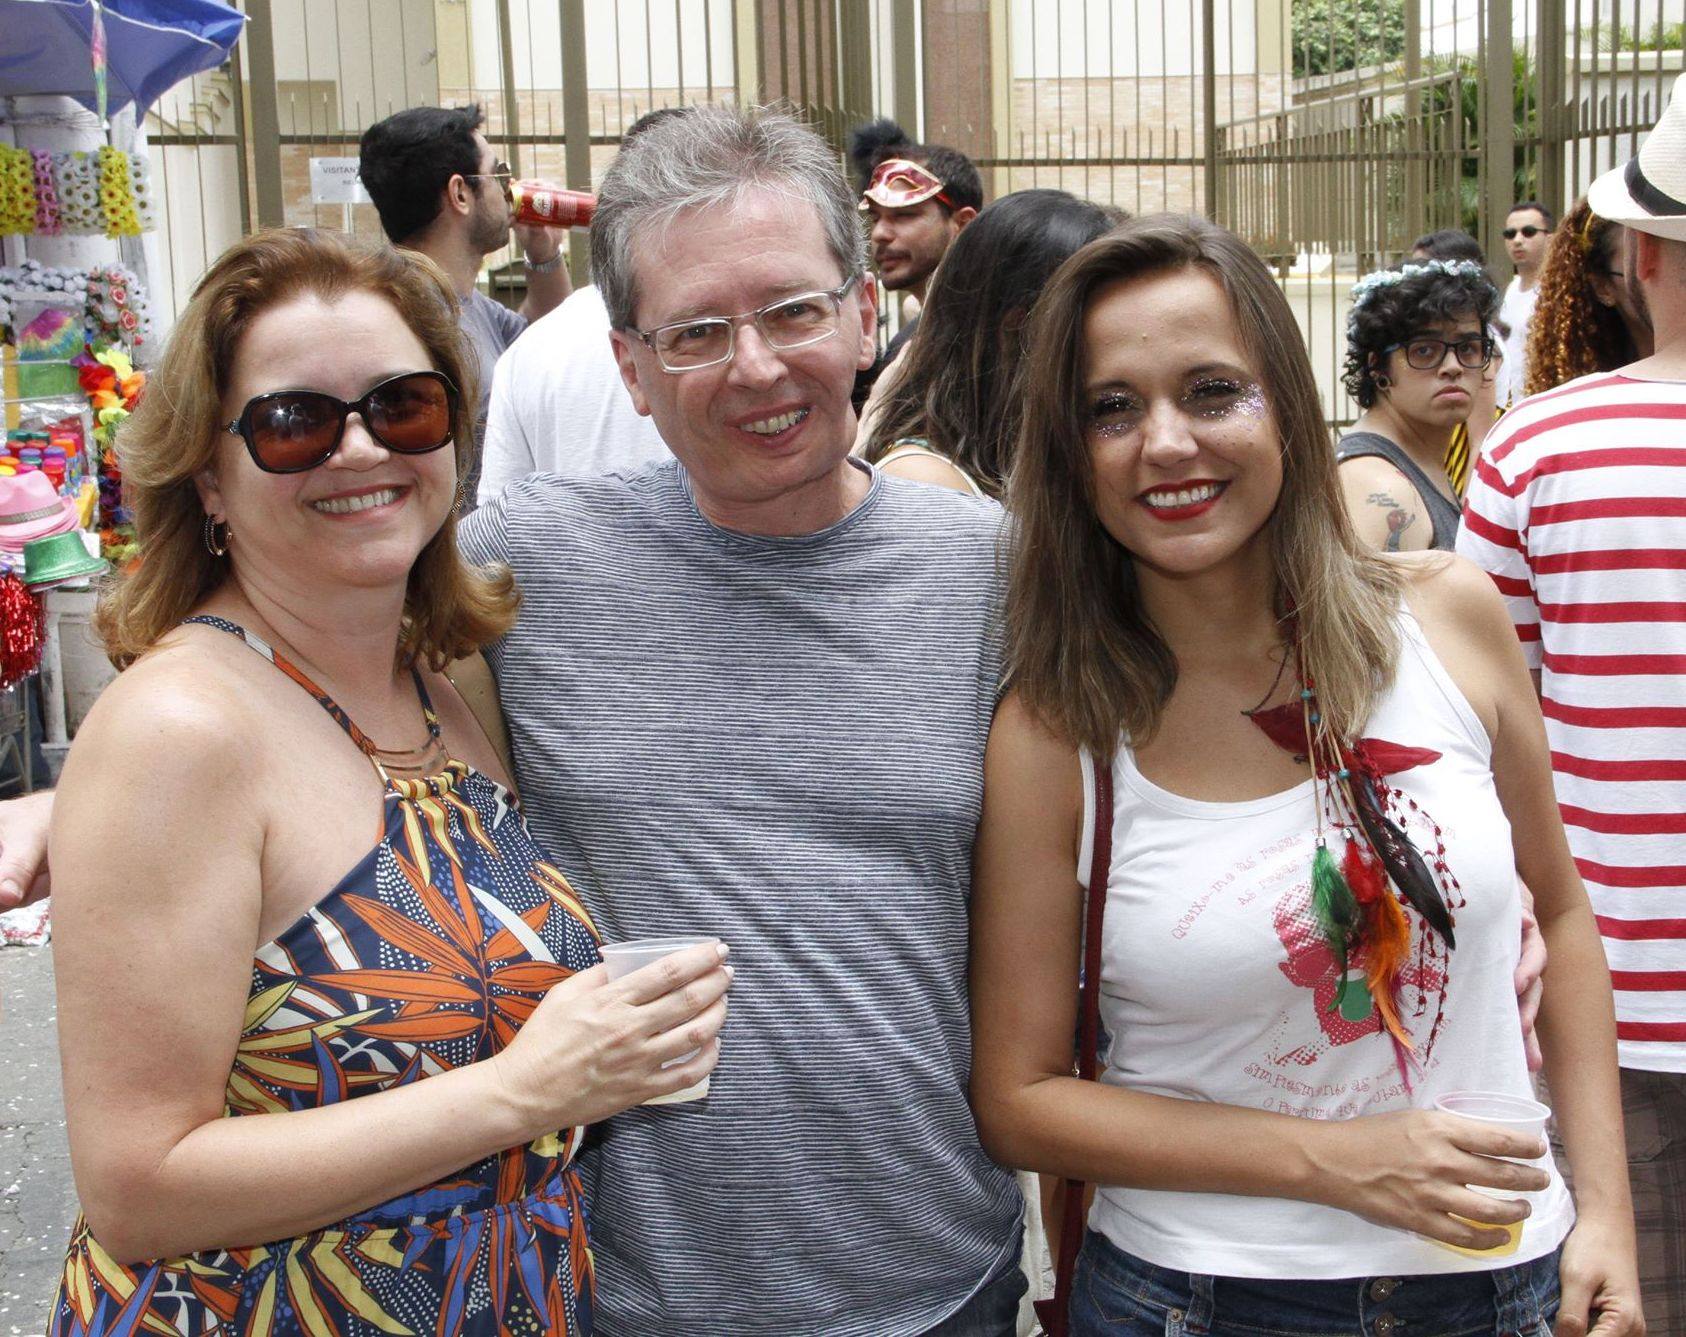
[847, 117, 911, 193]
[1410, 229, 1485, 264]
[1342, 261, 1501, 409]
[864, 189, 1118, 495]
[1525, 198, 1638, 394]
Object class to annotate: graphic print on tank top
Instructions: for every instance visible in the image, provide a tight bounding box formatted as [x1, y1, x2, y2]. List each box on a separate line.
[1093, 616, 1572, 1278]
[1255, 738, 1467, 1108]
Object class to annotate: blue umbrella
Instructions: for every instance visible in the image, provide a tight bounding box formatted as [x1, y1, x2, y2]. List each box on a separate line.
[0, 0, 245, 121]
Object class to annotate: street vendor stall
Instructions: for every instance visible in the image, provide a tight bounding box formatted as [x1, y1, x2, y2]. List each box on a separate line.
[0, 0, 242, 786]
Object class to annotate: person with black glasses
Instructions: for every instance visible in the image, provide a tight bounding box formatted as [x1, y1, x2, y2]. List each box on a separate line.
[42, 229, 730, 1336]
[1337, 259, 1502, 553]
[1498, 200, 1556, 404]
[359, 104, 573, 494]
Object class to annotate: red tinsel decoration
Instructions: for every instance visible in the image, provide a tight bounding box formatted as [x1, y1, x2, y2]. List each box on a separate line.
[0, 573, 45, 688]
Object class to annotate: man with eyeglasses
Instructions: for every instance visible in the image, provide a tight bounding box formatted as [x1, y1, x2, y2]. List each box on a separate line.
[358, 105, 572, 487]
[462, 103, 1022, 1335]
[1496, 199, 1555, 404]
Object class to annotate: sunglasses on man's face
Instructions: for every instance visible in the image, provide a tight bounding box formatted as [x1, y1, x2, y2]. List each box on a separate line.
[465, 161, 513, 200]
[225, 371, 458, 474]
[1503, 225, 1549, 240]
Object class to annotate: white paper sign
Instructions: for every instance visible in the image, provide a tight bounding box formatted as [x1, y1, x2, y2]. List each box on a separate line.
[309, 157, 371, 205]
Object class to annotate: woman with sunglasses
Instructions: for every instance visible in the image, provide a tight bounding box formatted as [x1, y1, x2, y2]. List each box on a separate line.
[1337, 260, 1501, 553]
[47, 229, 729, 1336]
[969, 214, 1641, 1336]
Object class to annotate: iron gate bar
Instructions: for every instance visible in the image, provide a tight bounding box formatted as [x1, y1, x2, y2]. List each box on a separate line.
[560, 0, 591, 289]
[243, 0, 284, 229]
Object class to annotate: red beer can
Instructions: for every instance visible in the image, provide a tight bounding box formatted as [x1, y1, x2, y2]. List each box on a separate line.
[510, 180, 597, 229]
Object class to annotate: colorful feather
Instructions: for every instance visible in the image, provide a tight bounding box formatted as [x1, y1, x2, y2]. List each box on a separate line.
[1349, 776, 1457, 948]
[1344, 837, 1414, 1049]
[1311, 842, 1360, 1009]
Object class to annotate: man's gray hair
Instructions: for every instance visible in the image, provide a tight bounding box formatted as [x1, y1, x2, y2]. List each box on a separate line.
[591, 104, 867, 331]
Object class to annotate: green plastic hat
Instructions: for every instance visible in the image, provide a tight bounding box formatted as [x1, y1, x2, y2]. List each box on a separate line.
[21, 531, 109, 588]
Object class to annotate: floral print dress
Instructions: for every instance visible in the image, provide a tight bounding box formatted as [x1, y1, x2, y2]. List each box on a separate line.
[51, 618, 601, 1336]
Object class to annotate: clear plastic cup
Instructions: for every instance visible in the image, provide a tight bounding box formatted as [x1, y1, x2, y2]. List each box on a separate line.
[599, 935, 721, 1105]
[1431, 1089, 1551, 1257]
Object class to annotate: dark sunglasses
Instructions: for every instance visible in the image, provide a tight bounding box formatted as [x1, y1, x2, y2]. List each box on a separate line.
[465, 160, 513, 200]
[1503, 225, 1549, 239]
[225, 371, 458, 474]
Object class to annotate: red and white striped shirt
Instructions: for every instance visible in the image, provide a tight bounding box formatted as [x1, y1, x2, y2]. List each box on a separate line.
[1458, 371, 1686, 1072]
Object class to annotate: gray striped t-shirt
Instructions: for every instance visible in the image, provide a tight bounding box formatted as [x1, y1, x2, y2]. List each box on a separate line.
[460, 460, 1021, 1336]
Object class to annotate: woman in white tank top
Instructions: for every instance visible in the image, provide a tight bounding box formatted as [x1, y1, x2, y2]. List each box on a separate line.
[969, 216, 1642, 1335]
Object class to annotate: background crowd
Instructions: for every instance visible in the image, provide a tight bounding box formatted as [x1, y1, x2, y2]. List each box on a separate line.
[0, 59, 1682, 1337]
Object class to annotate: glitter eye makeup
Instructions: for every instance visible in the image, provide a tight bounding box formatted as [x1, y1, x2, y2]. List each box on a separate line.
[1089, 391, 1143, 438]
[1087, 376, 1268, 439]
[1186, 378, 1268, 421]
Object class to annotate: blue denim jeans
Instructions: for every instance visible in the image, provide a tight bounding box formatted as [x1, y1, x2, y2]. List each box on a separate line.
[922, 1248, 1030, 1336]
[1069, 1231, 1560, 1337]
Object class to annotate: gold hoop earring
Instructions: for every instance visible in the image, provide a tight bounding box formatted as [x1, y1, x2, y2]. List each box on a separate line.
[204, 514, 231, 557]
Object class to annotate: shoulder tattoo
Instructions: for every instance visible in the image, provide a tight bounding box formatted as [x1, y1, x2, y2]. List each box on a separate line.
[1366, 491, 1415, 552]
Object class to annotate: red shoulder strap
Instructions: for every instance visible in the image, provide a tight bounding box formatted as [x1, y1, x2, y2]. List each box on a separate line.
[1038, 756, 1115, 1337]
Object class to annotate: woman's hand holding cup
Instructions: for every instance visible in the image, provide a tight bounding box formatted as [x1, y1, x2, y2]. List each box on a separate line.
[490, 938, 732, 1135]
[1312, 1104, 1550, 1251]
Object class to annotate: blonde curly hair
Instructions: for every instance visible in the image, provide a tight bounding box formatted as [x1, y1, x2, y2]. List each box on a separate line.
[1524, 197, 1637, 396]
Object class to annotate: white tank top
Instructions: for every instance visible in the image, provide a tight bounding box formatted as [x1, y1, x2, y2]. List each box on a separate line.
[1078, 610, 1574, 1279]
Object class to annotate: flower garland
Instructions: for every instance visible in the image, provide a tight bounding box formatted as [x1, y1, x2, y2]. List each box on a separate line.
[96, 146, 141, 237]
[53, 152, 101, 234]
[0, 146, 35, 236]
[128, 153, 155, 232]
[31, 151, 61, 236]
[0, 260, 153, 355]
[0, 151, 153, 236]
[1346, 259, 1490, 338]
[84, 264, 151, 351]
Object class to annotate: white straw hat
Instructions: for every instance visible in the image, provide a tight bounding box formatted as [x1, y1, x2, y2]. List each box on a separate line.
[1588, 70, 1686, 241]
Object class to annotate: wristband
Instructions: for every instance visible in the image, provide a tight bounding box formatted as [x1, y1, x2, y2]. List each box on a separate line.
[523, 250, 564, 274]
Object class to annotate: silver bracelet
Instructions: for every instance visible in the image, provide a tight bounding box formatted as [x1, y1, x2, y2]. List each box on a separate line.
[523, 251, 565, 274]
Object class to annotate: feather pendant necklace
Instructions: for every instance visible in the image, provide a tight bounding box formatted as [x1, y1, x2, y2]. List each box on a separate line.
[1244, 646, 1461, 1089]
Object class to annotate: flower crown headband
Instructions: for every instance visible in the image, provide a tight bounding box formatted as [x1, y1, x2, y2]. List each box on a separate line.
[1346, 258, 1489, 338]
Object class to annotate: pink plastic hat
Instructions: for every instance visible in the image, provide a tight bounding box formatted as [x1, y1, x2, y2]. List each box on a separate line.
[0, 472, 80, 550]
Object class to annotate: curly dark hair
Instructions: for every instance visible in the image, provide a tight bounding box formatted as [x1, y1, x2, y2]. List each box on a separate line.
[1342, 262, 1501, 409]
[1524, 198, 1638, 395]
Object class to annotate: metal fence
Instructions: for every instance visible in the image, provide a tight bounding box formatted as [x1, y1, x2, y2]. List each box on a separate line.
[139, 0, 1685, 420]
